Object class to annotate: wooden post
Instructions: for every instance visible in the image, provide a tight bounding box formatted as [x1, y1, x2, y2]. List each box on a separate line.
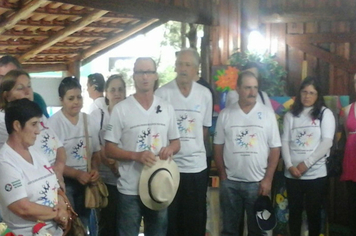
[66, 60, 81, 79]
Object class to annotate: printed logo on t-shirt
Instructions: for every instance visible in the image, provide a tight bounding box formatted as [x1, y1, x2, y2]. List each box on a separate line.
[5, 183, 12, 192]
[44, 165, 54, 174]
[38, 181, 58, 207]
[137, 128, 161, 151]
[257, 112, 262, 119]
[156, 105, 162, 114]
[5, 179, 22, 192]
[107, 124, 113, 131]
[295, 130, 313, 147]
[235, 130, 257, 148]
[72, 140, 87, 160]
[177, 114, 195, 133]
[40, 131, 58, 156]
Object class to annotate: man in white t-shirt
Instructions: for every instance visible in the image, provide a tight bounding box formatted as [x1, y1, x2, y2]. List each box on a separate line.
[155, 48, 212, 236]
[105, 57, 180, 236]
[87, 73, 106, 114]
[214, 71, 281, 236]
[225, 63, 273, 110]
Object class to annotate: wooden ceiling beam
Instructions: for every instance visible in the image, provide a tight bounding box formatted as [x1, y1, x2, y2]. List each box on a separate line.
[261, 8, 356, 23]
[22, 63, 67, 73]
[18, 9, 108, 62]
[78, 19, 160, 61]
[82, 20, 165, 66]
[52, 0, 213, 25]
[287, 42, 356, 73]
[0, 0, 47, 34]
[287, 33, 356, 44]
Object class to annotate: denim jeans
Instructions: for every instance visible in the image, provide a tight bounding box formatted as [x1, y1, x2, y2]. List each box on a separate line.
[220, 179, 266, 236]
[117, 192, 167, 236]
[65, 178, 92, 235]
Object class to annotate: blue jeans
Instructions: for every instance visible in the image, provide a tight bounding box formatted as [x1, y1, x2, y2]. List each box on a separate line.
[65, 178, 92, 235]
[117, 192, 167, 236]
[99, 184, 119, 236]
[220, 179, 266, 236]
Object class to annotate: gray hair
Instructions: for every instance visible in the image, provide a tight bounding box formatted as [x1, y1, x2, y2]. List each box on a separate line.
[176, 48, 200, 67]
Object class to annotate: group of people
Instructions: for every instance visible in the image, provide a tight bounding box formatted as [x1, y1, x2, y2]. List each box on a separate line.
[0, 46, 354, 236]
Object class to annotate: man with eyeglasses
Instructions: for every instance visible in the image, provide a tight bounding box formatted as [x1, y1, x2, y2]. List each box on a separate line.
[155, 48, 212, 236]
[105, 57, 180, 236]
[0, 55, 49, 118]
[214, 71, 281, 236]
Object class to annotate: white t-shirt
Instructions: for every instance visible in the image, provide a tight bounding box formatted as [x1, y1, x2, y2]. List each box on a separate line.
[104, 95, 180, 195]
[155, 80, 212, 173]
[47, 111, 101, 172]
[214, 102, 281, 182]
[0, 143, 62, 236]
[0, 112, 63, 166]
[282, 107, 335, 179]
[88, 97, 106, 114]
[225, 90, 273, 110]
[91, 106, 119, 186]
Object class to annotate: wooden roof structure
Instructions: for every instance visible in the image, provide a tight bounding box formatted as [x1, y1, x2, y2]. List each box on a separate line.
[0, 0, 214, 74]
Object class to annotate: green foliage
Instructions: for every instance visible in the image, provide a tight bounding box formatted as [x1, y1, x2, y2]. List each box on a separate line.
[158, 65, 176, 87]
[161, 21, 182, 50]
[229, 51, 287, 96]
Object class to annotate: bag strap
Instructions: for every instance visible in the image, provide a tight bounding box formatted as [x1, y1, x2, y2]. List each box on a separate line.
[258, 91, 265, 104]
[318, 108, 326, 126]
[99, 109, 104, 146]
[83, 113, 92, 172]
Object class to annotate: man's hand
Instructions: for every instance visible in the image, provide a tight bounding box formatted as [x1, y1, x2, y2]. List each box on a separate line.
[135, 151, 156, 167]
[158, 147, 174, 160]
[288, 166, 301, 178]
[259, 178, 272, 196]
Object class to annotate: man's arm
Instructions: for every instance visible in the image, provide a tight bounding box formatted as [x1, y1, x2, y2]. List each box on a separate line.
[259, 147, 280, 196]
[105, 141, 156, 167]
[214, 144, 227, 180]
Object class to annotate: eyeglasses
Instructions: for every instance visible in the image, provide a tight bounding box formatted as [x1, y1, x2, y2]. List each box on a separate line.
[301, 90, 317, 96]
[134, 71, 156, 76]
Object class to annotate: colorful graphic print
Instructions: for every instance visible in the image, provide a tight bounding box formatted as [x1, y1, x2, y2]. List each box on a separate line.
[235, 129, 257, 148]
[177, 114, 195, 134]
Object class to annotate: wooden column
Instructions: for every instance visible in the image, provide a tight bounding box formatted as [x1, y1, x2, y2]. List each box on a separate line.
[66, 60, 81, 79]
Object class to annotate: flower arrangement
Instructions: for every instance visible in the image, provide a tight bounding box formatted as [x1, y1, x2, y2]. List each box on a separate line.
[213, 66, 239, 92]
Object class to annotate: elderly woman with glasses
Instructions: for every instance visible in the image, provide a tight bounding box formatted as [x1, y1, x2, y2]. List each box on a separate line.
[0, 99, 68, 236]
[47, 76, 101, 234]
[281, 76, 335, 236]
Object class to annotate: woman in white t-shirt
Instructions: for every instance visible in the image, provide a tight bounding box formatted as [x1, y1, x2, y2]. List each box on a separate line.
[0, 70, 66, 190]
[0, 98, 68, 236]
[91, 74, 125, 235]
[282, 77, 335, 236]
[47, 76, 101, 234]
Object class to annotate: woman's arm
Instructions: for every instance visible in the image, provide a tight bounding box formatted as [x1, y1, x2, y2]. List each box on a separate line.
[8, 198, 58, 222]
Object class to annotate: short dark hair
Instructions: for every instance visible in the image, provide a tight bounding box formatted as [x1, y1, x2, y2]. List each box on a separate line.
[58, 76, 81, 99]
[88, 73, 105, 92]
[5, 98, 42, 134]
[291, 76, 326, 119]
[0, 55, 22, 69]
[105, 74, 126, 105]
[237, 71, 258, 87]
[0, 70, 31, 109]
